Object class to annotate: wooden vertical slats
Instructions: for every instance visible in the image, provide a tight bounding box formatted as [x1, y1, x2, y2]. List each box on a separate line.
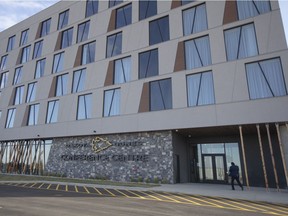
[239, 126, 250, 190]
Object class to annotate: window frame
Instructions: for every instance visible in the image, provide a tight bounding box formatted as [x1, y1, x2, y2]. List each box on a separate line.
[35, 58, 46, 79]
[55, 73, 69, 96]
[7, 35, 16, 52]
[0, 71, 9, 89]
[77, 20, 90, 43]
[77, 93, 92, 120]
[86, 0, 98, 17]
[40, 18, 52, 37]
[116, 3, 132, 29]
[14, 85, 25, 105]
[52, 52, 64, 73]
[20, 29, 29, 46]
[114, 56, 131, 84]
[109, 0, 123, 8]
[149, 16, 170, 45]
[72, 68, 86, 93]
[6, 108, 16, 128]
[21, 45, 31, 64]
[46, 100, 59, 124]
[103, 88, 121, 117]
[33, 40, 43, 59]
[138, 48, 158, 79]
[0, 55, 8, 71]
[81, 41, 96, 65]
[58, 9, 69, 30]
[26, 82, 37, 103]
[61, 27, 73, 49]
[106, 32, 122, 58]
[139, 0, 157, 21]
[27, 103, 40, 126]
[13, 67, 23, 85]
[149, 78, 172, 111]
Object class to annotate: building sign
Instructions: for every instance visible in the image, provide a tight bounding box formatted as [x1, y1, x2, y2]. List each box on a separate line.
[61, 137, 149, 162]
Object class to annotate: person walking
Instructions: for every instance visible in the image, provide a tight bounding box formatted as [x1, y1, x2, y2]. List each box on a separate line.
[229, 162, 243, 191]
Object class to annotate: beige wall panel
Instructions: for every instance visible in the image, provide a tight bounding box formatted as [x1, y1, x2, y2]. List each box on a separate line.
[93, 89, 104, 118]
[171, 73, 187, 109]
[209, 28, 226, 65]
[91, 11, 110, 38]
[68, 1, 86, 25]
[58, 94, 77, 122]
[158, 0, 173, 14]
[86, 61, 108, 90]
[169, 8, 183, 40]
[256, 11, 287, 54]
[123, 23, 149, 54]
[63, 46, 78, 71]
[213, 61, 249, 104]
[159, 42, 178, 76]
[206, 1, 225, 29]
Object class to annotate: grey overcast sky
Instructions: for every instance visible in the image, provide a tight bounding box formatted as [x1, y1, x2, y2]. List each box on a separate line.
[0, 0, 287, 43]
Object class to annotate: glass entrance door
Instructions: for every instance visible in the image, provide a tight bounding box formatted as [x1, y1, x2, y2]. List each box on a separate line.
[202, 154, 227, 183]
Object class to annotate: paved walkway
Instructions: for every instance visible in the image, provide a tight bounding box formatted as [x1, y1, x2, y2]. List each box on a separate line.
[2, 181, 288, 204]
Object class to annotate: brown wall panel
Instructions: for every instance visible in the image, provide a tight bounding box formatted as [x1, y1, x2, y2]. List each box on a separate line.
[74, 45, 82, 67]
[54, 32, 62, 51]
[104, 60, 114, 86]
[174, 41, 185, 72]
[223, 0, 238, 25]
[138, 82, 149, 113]
[107, 9, 116, 32]
[171, 0, 181, 9]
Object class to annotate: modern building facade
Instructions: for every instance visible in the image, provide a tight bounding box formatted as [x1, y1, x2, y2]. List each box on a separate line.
[0, 0, 288, 188]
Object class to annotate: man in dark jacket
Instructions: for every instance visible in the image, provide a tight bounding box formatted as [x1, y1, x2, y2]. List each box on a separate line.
[229, 162, 243, 190]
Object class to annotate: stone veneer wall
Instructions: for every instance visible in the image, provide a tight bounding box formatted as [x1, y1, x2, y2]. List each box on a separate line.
[46, 131, 174, 183]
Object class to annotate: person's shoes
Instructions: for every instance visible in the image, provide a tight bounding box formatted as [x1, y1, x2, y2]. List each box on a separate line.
[232, 188, 235, 190]
[241, 187, 244, 191]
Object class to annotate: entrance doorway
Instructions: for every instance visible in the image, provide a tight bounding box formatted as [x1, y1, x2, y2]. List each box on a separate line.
[202, 154, 227, 183]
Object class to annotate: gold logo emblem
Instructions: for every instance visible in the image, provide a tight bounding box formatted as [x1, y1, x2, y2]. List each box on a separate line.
[92, 137, 113, 153]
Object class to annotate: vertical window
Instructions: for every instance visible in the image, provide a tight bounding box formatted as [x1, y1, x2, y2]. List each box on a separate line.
[40, 18, 51, 37]
[149, 16, 170, 45]
[33, 40, 43, 59]
[114, 56, 131, 84]
[46, 100, 59, 123]
[246, 58, 287, 100]
[26, 82, 37, 103]
[82, 41, 96, 65]
[150, 79, 172, 111]
[139, 0, 157, 20]
[6, 108, 16, 128]
[237, 0, 271, 20]
[0, 55, 8, 70]
[14, 85, 24, 105]
[187, 71, 215, 106]
[183, 4, 207, 36]
[86, 0, 98, 17]
[21, 45, 31, 64]
[56, 74, 68, 96]
[224, 23, 258, 61]
[7, 35, 16, 52]
[72, 68, 86, 93]
[35, 59, 46, 79]
[0, 72, 9, 89]
[27, 104, 40, 126]
[61, 28, 73, 49]
[139, 49, 158, 79]
[13, 67, 23, 85]
[58, 10, 69, 30]
[52, 52, 64, 73]
[182, 0, 195, 5]
[77, 94, 92, 120]
[109, 0, 122, 8]
[185, 35, 212, 70]
[20, 29, 29, 46]
[116, 4, 132, 29]
[104, 88, 121, 117]
[77, 21, 90, 43]
[106, 32, 122, 58]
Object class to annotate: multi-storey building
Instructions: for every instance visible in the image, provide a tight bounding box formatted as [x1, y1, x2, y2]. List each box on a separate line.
[0, 0, 288, 188]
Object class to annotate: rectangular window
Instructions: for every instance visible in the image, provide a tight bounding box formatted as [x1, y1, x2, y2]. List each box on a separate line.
[237, 0, 271, 20]
[185, 35, 212, 70]
[0, 55, 8, 71]
[77, 21, 90, 43]
[77, 94, 92, 120]
[6, 108, 16, 128]
[56, 74, 68, 96]
[139, 0, 157, 21]
[246, 58, 287, 100]
[150, 79, 172, 111]
[20, 29, 29, 46]
[7, 35, 16, 52]
[104, 88, 121, 117]
[86, 0, 98, 17]
[35, 59, 46, 79]
[14, 85, 24, 105]
[139, 49, 158, 79]
[182, 0, 195, 5]
[33, 40, 43, 59]
[109, 0, 122, 8]
[46, 100, 59, 123]
[82, 41, 96, 65]
[183, 4, 207, 36]
[0, 72, 9, 89]
[58, 10, 69, 30]
[187, 71, 215, 106]
[116, 4, 132, 29]
[28, 104, 40, 126]
[72, 68, 86, 93]
[13, 67, 23, 85]
[26, 82, 37, 103]
[149, 16, 170, 45]
[114, 56, 131, 84]
[224, 23, 258, 61]
[61, 28, 73, 49]
[21, 45, 31, 64]
[52, 52, 64, 73]
[106, 32, 122, 58]
[40, 18, 51, 37]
